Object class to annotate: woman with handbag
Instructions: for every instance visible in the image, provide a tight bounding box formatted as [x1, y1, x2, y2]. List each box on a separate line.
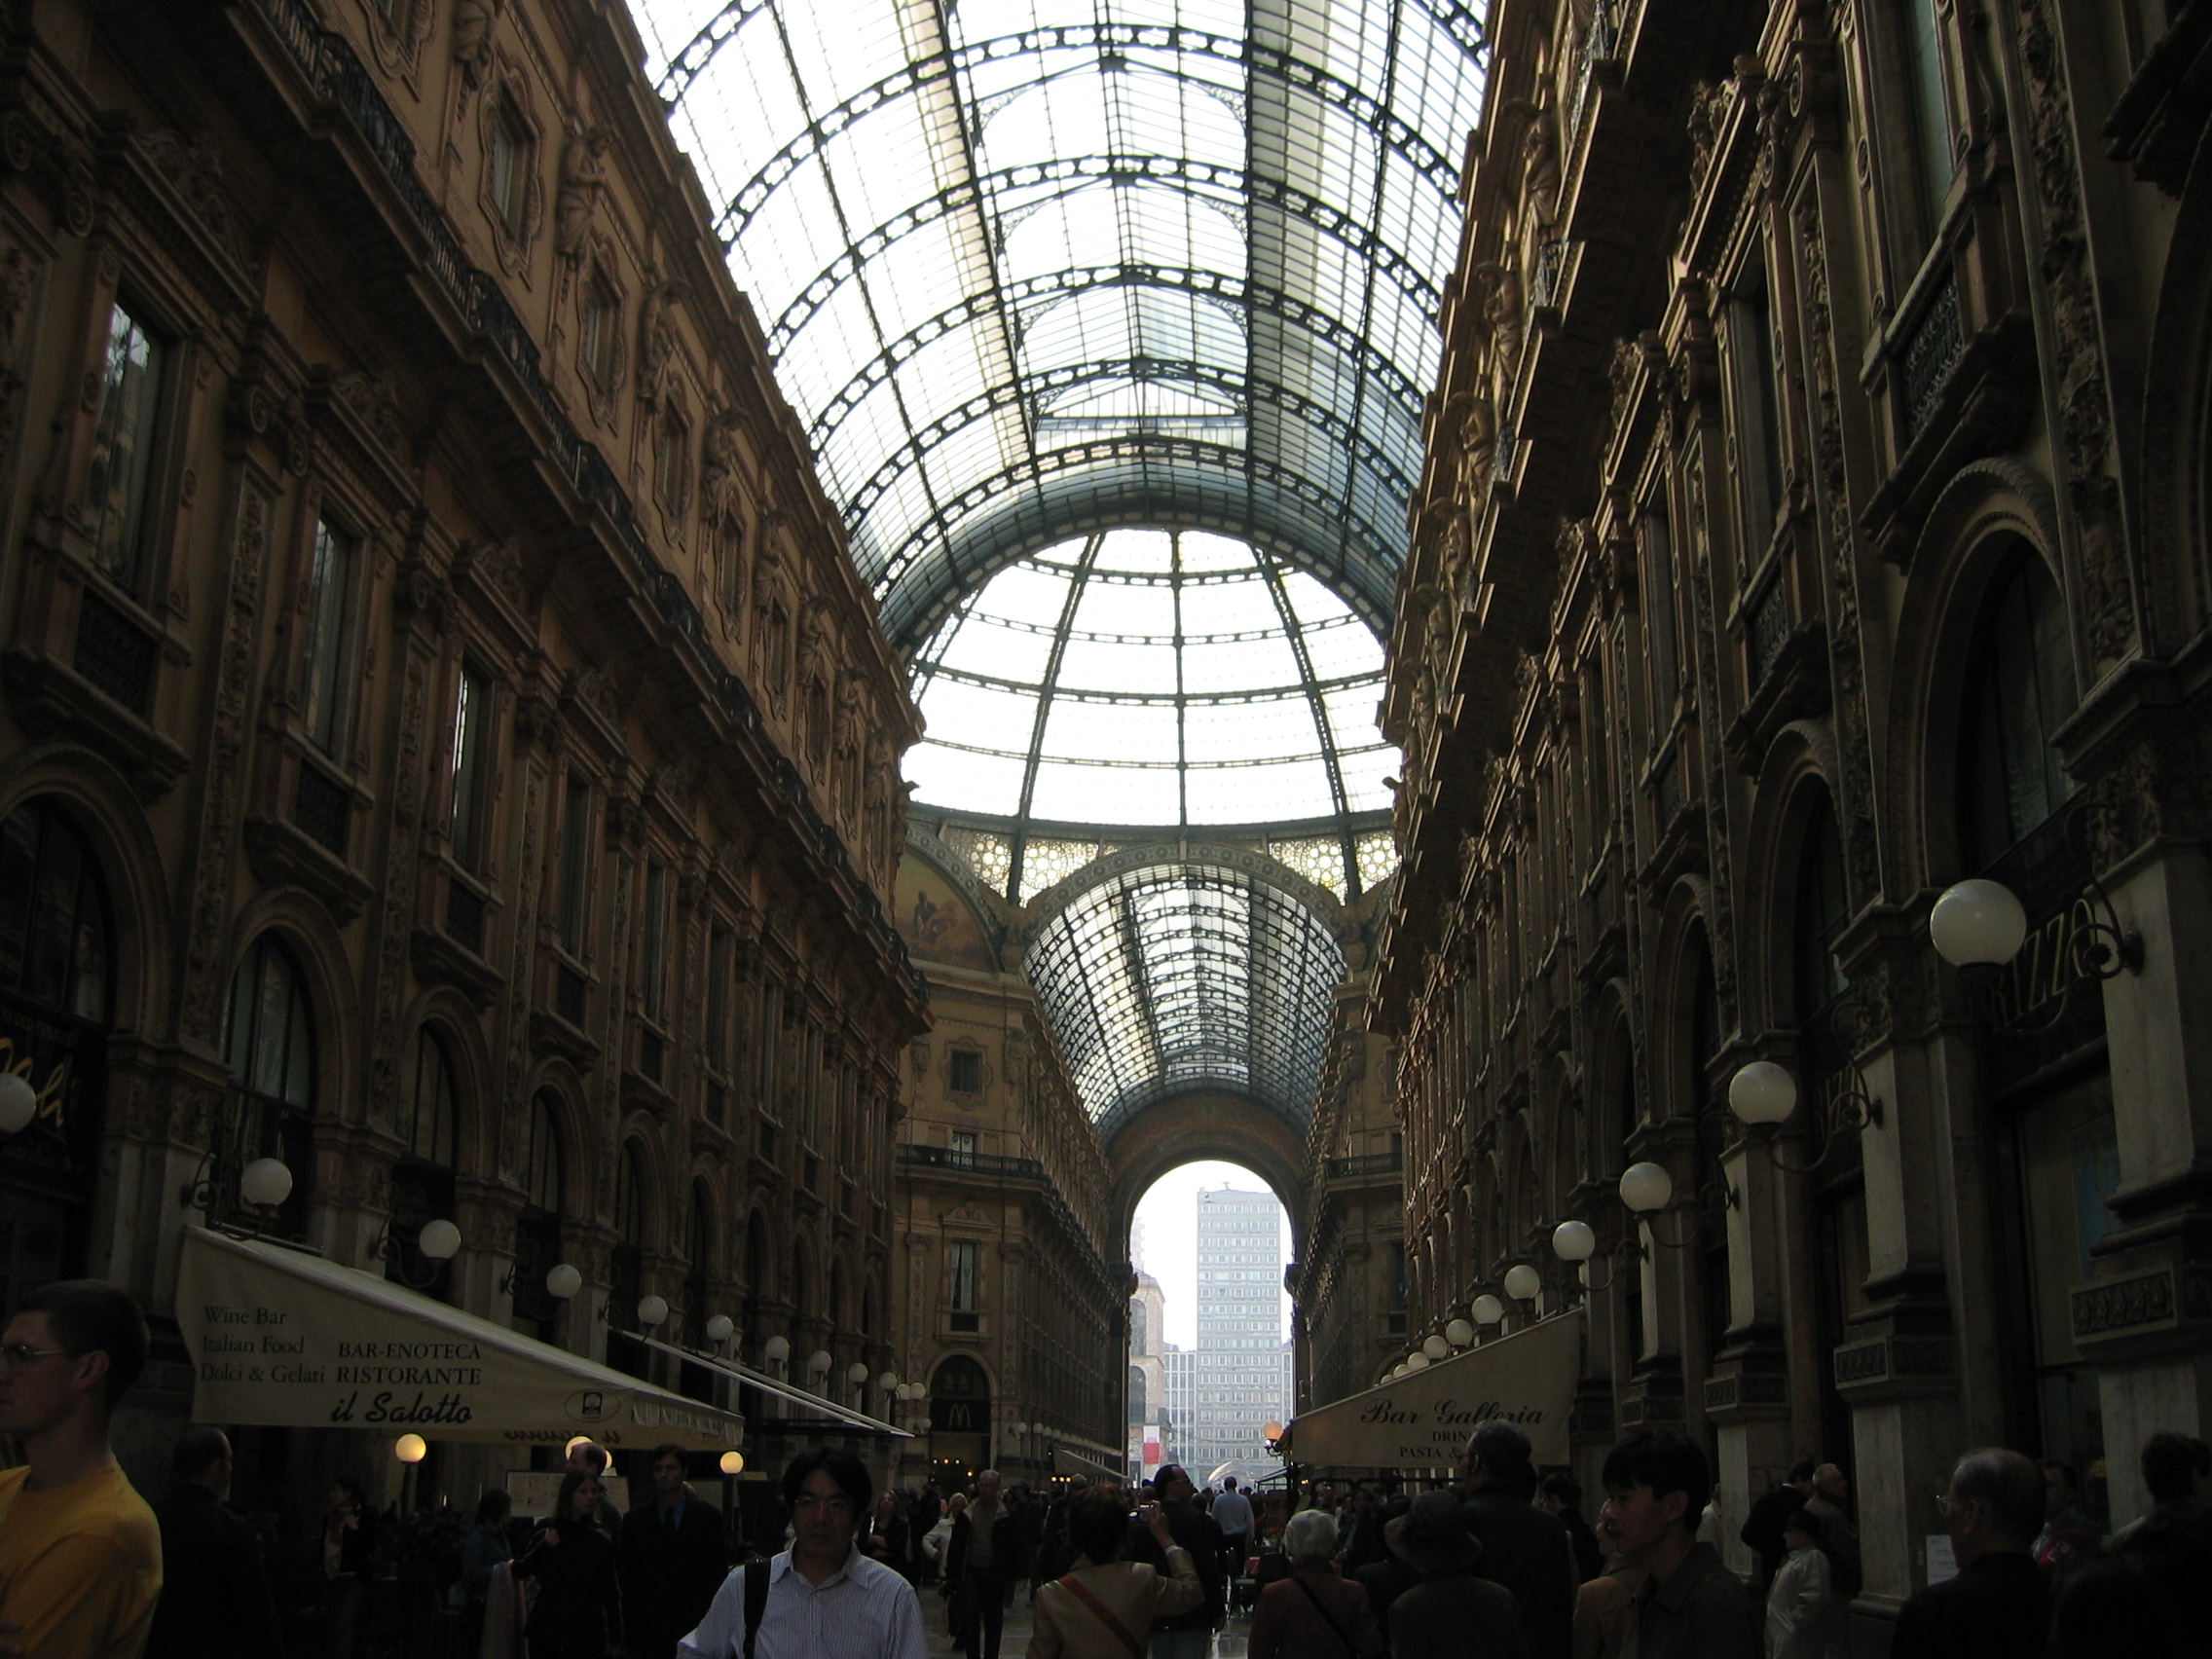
[1248, 1510, 1384, 1658]
[1029, 1489, 1203, 1659]
[512, 1470, 622, 1659]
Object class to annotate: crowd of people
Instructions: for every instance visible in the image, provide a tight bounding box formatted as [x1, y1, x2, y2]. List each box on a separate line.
[6, 1277, 2212, 1656]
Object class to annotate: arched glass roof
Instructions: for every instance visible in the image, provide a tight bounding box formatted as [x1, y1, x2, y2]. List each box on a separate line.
[1026, 861, 1346, 1132]
[905, 527, 1392, 833]
[637, 0, 1488, 645]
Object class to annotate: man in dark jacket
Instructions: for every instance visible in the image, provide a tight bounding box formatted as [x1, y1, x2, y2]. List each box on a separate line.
[145, 1427, 282, 1659]
[1891, 1448, 2052, 1659]
[1457, 1422, 1575, 1659]
[618, 1444, 727, 1659]
[945, 1469, 1020, 1659]
[1122, 1463, 1224, 1657]
[1597, 1429, 1755, 1659]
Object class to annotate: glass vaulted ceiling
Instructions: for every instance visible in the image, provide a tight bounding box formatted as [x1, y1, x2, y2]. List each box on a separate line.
[636, 0, 1480, 1128]
[638, 0, 1488, 645]
[905, 528, 1393, 832]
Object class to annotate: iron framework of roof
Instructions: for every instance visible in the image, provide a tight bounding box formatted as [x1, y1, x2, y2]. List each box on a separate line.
[1023, 860, 1346, 1132]
[645, 0, 1488, 646]
[639, 0, 1482, 1127]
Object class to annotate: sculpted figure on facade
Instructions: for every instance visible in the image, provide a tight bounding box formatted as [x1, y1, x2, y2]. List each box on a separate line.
[555, 125, 608, 261]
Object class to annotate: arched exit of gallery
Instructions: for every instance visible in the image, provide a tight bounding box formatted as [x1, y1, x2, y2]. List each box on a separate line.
[1127, 1161, 1297, 1492]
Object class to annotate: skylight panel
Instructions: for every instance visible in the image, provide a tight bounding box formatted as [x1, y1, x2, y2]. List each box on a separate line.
[936, 614, 1058, 683]
[1092, 529, 1176, 572]
[903, 742, 1026, 817]
[1071, 581, 1176, 644]
[1040, 696, 1180, 767]
[1333, 743, 1397, 812]
[1030, 758, 1181, 825]
[973, 560, 1075, 627]
[1187, 757, 1333, 823]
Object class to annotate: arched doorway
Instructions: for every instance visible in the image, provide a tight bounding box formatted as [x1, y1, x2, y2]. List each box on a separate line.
[929, 1354, 992, 1486]
[0, 800, 113, 1309]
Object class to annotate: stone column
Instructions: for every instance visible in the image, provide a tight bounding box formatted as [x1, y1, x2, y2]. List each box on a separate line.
[2072, 697, 2212, 1527]
[1705, 1133, 1797, 1577]
[1831, 920, 1973, 1647]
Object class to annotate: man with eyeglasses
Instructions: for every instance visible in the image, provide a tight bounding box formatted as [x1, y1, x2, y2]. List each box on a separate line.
[1891, 1448, 2051, 1659]
[678, 1447, 925, 1658]
[0, 1278, 163, 1658]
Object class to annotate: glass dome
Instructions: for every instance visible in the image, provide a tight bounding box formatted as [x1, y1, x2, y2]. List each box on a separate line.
[905, 528, 1391, 831]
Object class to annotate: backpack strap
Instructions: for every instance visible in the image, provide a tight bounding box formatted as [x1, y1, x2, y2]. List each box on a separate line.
[741, 1557, 772, 1659]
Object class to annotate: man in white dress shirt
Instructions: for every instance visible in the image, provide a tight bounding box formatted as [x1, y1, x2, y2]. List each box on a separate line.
[679, 1447, 926, 1659]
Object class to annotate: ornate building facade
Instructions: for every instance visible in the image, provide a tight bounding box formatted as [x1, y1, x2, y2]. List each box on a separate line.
[889, 831, 1125, 1490]
[1288, 888, 1408, 1415]
[1379, 0, 2212, 1643]
[0, 0, 925, 1513]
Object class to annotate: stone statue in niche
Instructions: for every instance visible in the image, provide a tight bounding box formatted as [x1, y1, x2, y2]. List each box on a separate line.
[454, 0, 502, 90]
[1456, 394, 1495, 497]
[555, 126, 608, 262]
[1521, 105, 1560, 229]
[1484, 265, 1524, 402]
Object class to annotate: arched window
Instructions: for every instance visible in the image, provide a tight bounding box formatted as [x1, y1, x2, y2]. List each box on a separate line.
[1128, 1365, 1147, 1424]
[682, 1177, 716, 1401]
[788, 1241, 809, 1321]
[0, 800, 112, 1025]
[391, 1028, 461, 1300]
[930, 1353, 989, 1432]
[744, 1208, 771, 1331]
[0, 800, 115, 1303]
[225, 936, 316, 1229]
[1966, 550, 2078, 866]
[1794, 804, 1850, 1022]
[513, 1092, 566, 1341]
[1686, 938, 1730, 1377]
[610, 1141, 648, 1377]
[829, 1260, 846, 1335]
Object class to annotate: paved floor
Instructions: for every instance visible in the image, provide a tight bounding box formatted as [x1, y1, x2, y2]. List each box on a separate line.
[923, 1595, 1256, 1658]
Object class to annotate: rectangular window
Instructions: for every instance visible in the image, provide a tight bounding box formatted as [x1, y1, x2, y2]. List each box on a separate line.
[949, 1240, 979, 1311]
[1730, 257, 1786, 561]
[489, 100, 529, 236]
[707, 925, 732, 1072]
[448, 667, 495, 871]
[299, 518, 356, 757]
[1899, 0, 1953, 248]
[556, 775, 592, 954]
[656, 411, 691, 517]
[758, 982, 781, 1102]
[949, 1049, 983, 1093]
[640, 860, 668, 1021]
[581, 271, 618, 388]
[86, 302, 166, 588]
[950, 1130, 977, 1169]
[1642, 503, 1679, 714]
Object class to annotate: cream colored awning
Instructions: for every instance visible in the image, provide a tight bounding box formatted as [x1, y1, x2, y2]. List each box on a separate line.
[1281, 1312, 1582, 1469]
[178, 1227, 745, 1451]
[637, 1337, 910, 1438]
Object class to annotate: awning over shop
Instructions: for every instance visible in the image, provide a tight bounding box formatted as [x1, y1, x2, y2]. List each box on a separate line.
[177, 1227, 745, 1451]
[1050, 1446, 1126, 1485]
[637, 1338, 910, 1439]
[1281, 1312, 1582, 1470]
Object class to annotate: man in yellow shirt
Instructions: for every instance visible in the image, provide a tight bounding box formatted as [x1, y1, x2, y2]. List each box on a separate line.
[0, 1279, 164, 1658]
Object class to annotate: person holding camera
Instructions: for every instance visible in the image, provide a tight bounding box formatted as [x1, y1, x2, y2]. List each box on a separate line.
[1031, 1489, 1204, 1659]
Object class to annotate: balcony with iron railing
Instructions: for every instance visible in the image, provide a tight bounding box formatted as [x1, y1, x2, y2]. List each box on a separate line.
[1323, 1149, 1405, 1182]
